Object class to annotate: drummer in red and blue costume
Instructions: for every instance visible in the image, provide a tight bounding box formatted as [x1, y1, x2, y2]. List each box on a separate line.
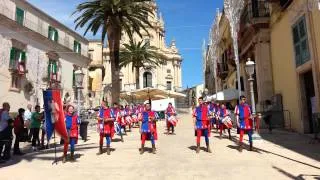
[124, 105, 132, 132]
[208, 100, 216, 130]
[234, 95, 253, 151]
[192, 97, 212, 154]
[217, 103, 232, 139]
[63, 105, 80, 163]
[165, 102, 177, 135]
[112, 103, 123, 142]
[97, 102, 116, 155]
[139, 103, 157, 154]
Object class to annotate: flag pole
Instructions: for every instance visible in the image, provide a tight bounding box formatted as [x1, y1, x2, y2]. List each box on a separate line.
[52, 127, 58, 165]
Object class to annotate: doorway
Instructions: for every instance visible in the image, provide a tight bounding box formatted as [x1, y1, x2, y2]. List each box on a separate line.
[302, 70, 315, 133]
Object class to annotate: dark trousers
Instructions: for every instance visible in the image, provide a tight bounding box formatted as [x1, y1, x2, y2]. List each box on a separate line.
[264, 115, 272, 132]
[31, 128, 40, 147]
[0, 127, 13, 159]
[14, 133, 21, 153]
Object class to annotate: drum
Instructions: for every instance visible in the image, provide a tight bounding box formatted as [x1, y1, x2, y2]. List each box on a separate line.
[222, 116, 233, 129]
[168, 116, 178, 126]
[125, 116, 132, 125]
[132, 115, 138, 123]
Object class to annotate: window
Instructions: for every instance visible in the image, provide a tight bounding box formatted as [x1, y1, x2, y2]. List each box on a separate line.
[292, 16, 310, 66]
[235, 77, 245, 91]
[167, 69, 171, 73]
[143, 72, 152, 88]
[11, 74, 20, 89]
[74, 41, 81, 54]
[48, 26, 58, 42]
[48, 59, 59, 81]
[15, 7, 24, 25]
[120, 79, 123, 91]
[9, 47, 26, 74]
[166, 81, 172, 90]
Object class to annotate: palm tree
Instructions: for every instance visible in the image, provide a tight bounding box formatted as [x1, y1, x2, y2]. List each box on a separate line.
[120, 40, 163, 89]
[73, 0, 154, 103]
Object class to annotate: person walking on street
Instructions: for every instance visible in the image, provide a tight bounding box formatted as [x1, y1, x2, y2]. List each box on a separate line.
[30, 105, 42, 151]
[217, 103, 232, 139]
[165, 103, 177, 135]
[98, 102, 116, 155]
[193, 97, 212, 154]
[24, 104, 32, 142]
[0, 102, 14, 163]
[263, 100, 273, 133]
[13, 108, 26, 155]
[63, 105, 80, 163]
[139, 103, 158, 154]
[235, 95, 254, 152]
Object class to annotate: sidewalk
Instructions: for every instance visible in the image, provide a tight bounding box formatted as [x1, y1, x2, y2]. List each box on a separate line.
[0, 114, 319, 180]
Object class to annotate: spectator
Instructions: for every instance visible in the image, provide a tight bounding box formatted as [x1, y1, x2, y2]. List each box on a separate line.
[13, 108, 26, 155]
[0, 102, 13, 163]
[24, 104, 32, 142]
[263, 100, 273, 133]
[30, 105, 41, 151]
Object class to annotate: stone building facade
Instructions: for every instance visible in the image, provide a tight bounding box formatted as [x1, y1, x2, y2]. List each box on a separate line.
[205, 0, 320, 133]
[0, 0, 90, 111]
[88, 2, 183, 107]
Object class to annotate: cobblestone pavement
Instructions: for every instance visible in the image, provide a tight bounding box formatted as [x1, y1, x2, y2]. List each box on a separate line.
[0, 113, 319, 180]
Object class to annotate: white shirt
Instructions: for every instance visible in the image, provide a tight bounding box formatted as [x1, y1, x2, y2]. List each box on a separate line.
[0, 110, 10, 132]
[24, 109, 32, 121]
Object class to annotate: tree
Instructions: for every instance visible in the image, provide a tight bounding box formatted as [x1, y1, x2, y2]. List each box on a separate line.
[120, 39, 163, 89]
[73, 0, 153, 103]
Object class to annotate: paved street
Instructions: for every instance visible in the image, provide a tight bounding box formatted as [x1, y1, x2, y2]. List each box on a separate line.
[0, 113, 319, 180]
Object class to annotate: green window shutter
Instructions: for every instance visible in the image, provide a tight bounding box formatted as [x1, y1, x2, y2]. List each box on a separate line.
[78, 43, 81, 54]
[16, 7, 24, 25]
[47, 61, 51, 79]
[52, 61, 57, 74]
[54, 29, 58, 42]
[21, 51, 26, 62]
[9, 48, 16, 68]
[48, 26, 52, 39]
[73, 40, 77, 52]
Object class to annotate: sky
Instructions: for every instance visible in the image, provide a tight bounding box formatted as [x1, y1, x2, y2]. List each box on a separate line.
[27, 0, 224, 89]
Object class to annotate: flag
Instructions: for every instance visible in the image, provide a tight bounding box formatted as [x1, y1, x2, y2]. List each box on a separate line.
[43, 89, 68, 141]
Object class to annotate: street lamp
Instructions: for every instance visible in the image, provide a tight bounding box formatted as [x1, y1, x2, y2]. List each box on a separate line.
[245, 58, 261, 139]
[75, 68, 84, 122]
[245, 58, 256, 115]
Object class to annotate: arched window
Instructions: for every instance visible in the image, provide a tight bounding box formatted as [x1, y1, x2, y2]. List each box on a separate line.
[143, 72, 152, 88]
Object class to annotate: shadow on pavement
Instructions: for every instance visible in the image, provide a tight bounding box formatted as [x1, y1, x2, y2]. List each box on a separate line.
[188, 146, 207, 152]
[0, 143, 97, 168]
[226, 135, 320, 170]
[272, 166, 320, 180]
[259, 129, 320, 162]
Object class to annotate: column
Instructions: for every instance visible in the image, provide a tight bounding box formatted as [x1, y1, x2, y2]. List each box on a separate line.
[254, 39, 274, 109]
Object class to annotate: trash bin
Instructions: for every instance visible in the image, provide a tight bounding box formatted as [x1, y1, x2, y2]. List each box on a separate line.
[80, 120, 90, 142]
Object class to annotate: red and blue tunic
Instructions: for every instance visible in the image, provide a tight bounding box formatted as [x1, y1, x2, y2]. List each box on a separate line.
[65, 113, 79, 139]
[193, 105, 210, 130]
[100, 108, 115, 138]
[166, 106, 177, 126]
[217, 108, 230, 122]
[235, 103, 252, 130]
[141, 110, 158, 140]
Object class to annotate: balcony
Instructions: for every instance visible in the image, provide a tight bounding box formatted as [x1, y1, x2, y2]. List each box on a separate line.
[240, 0, 270, 31]
[217, 63, 229, 79]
